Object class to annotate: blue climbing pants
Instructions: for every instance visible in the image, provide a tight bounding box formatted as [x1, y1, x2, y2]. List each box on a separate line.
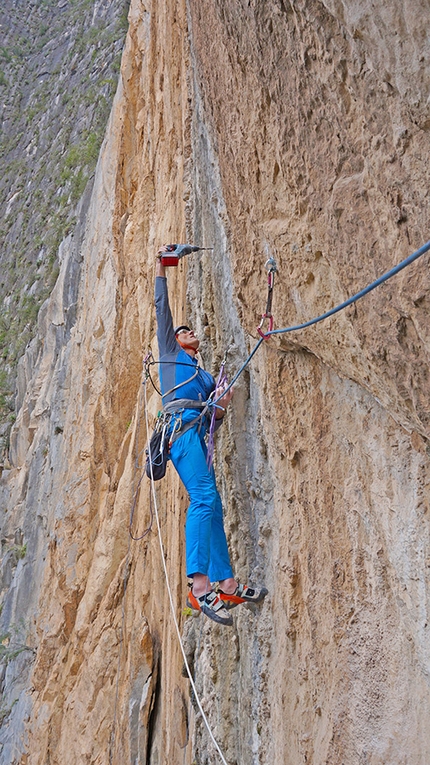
[169, 424, 234, 582]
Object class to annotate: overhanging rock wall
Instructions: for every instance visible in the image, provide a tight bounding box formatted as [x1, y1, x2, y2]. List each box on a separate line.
[0, 1, 429, 764]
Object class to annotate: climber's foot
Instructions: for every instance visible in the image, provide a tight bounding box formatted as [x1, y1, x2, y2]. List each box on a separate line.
[218, 583, 268, 609]
[187, 589, 233, 626]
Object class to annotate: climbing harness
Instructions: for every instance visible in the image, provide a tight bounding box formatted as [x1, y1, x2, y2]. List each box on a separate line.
[144, 402, 209, 481]
[257, 257, 278, 338]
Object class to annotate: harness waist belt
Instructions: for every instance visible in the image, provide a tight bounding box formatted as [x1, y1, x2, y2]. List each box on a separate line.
[163, 398, 207, 414]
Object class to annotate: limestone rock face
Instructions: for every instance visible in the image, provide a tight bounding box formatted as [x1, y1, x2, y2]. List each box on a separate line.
[0, 1, 429, 764]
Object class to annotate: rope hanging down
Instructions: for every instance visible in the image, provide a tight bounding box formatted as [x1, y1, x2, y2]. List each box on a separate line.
[212, 238, 430, 406]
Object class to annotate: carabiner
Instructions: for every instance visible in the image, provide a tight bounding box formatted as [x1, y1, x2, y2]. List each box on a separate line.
[257, 313, 274, 339]
[168, 413, 183, 447]
[257, 258, 277, 338]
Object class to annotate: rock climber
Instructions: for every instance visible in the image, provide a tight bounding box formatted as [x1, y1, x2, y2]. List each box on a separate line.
[155, 245, 268, 626]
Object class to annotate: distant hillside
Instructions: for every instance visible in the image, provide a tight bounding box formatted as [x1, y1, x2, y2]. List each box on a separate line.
[0, 0, 129, 455]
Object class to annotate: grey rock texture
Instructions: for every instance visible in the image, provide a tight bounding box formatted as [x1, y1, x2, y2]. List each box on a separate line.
[0, 0, 429, 763]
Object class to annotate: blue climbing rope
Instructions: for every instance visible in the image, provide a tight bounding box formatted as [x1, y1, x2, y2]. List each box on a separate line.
[211, 239, 430, 406]
[268, 239, 430, 336]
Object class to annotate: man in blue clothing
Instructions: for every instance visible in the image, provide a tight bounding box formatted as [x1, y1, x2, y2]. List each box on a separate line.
[155, 246, 267, 626]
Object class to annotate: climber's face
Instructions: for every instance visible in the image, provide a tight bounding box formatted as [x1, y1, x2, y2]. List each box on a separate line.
[176, 327, 200, 352]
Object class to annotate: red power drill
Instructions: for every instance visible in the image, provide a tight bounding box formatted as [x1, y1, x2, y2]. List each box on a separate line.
[160, 244, 213, 267]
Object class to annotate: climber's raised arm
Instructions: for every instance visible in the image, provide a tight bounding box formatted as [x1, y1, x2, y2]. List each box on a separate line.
[155, 245, 177, 357]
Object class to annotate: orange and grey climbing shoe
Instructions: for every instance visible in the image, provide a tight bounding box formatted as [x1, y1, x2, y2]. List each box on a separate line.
[218, 583, 268, 609]
[187, 589, 233, 626]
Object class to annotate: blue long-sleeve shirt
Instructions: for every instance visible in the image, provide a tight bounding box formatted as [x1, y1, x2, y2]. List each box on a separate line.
[155, 277, 216, 410]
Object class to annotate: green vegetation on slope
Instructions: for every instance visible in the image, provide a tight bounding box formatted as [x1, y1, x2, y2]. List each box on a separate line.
[0, 0, 130, 455]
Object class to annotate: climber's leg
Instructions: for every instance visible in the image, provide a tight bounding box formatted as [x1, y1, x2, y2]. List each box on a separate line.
[170, 426, 233, 580]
